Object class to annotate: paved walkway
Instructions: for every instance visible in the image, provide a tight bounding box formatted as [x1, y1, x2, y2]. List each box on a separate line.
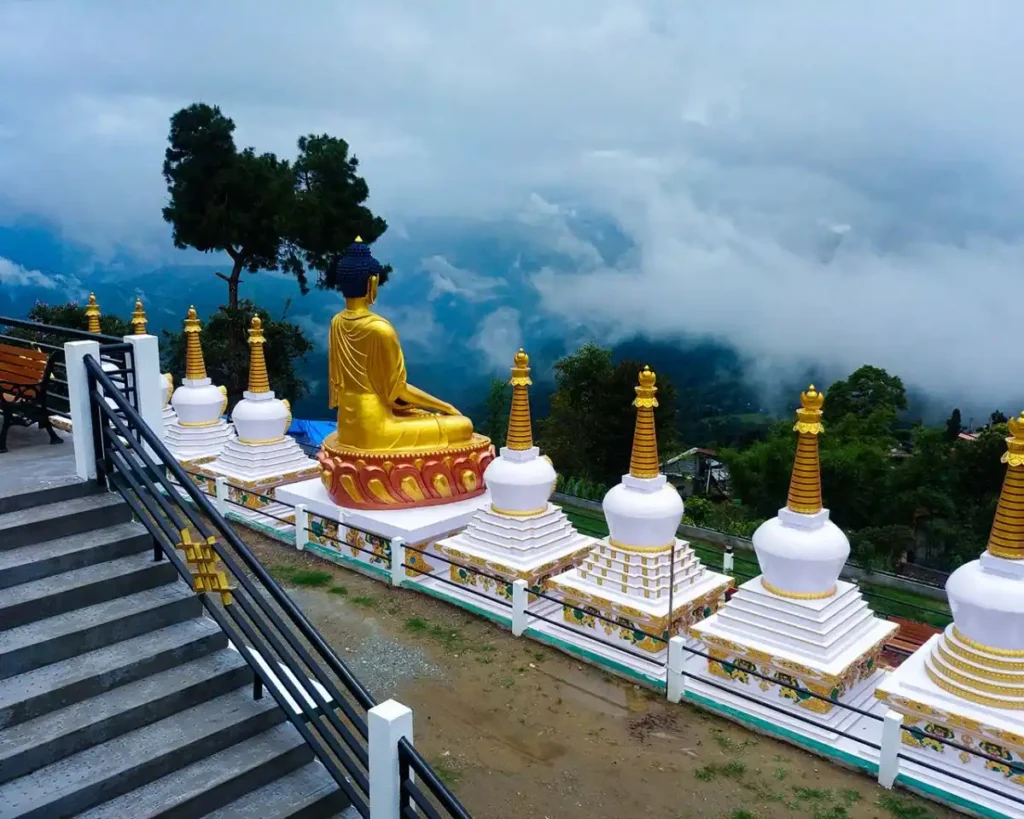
[0, 425, 79, 501]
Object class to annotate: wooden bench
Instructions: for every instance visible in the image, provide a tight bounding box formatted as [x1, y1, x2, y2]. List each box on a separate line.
[885, 616, 942, 655]
[0, 343, 62, 453]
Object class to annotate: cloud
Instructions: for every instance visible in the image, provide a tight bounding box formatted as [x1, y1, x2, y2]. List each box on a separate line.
[421, 255, 502, 303]
[471, 307, 523, 373]
[1, 2, 1024, 402]
[0, 257, 58, 289]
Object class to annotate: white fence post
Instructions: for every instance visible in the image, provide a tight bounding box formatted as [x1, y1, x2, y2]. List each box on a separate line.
[878, 708, 904, 788]
[368, 699, 414, 819]
[294, 503, 309, 551]
[65, 340, 101, 481]
[722, 547, 735, 574]
[391, 537, 407, 587]
[124, 334, 164, 455]
[511, 578, 529, 637]
[213, 476, 228, 515]
[667, 635, 687, 703]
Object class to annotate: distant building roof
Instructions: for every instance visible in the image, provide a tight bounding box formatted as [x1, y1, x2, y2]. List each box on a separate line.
[958, 432, 979, 442]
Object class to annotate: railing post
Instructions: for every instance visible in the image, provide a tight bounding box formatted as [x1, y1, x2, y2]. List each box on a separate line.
[391, 537, 406, 587]
[213, 476, 228, 515]
[368, 699, 414, 819]
[65, 340, 101, 481]
[667, 635, 687, 703]
[124, 334, 164, 454]
[878, 708, 904, 788]
[512, 578, 529, 637]
[723, 545, 735, 574]
[294, 503, 309, 551]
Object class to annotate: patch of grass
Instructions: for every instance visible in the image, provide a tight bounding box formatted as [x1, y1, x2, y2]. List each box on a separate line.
[773, 766, 788, 781]
[841, 789, 861, 804]
[499, 677, 515, 688]
[695, 760, 746, 782]
[813, 807, 850, 819]
[711, 728, 737, 750]
[429, 758, 461, 787]
[877, 794, 938, 819]
[328, 585, 348, 596]
[731, 811, 757, 819]
[351, 595, 378, 608]
[286, 569, 333, 587]
[793, 786, 832, 801]
[404, 617, 429, 633]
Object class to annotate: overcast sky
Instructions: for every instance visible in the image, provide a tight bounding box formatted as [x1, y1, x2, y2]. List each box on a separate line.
[1, 1, 1023, 404]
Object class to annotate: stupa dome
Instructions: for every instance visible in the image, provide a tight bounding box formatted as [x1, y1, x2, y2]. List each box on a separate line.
[230, 316, 291, 444]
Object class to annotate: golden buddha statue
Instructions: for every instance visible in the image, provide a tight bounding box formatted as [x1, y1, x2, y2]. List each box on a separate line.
[318, 238, 493, 510]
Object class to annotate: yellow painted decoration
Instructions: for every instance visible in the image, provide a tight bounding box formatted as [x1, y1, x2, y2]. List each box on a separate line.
[183, 306, 208, 381]
[506, 348, 533, 450]
[247, 316, 271, 394]
[786, 385, 825, 514]
[629, 366, 660, 479]
[178, 529, 232, 605]
[85, 293, 101, 334]
[987, 412, 1024, 560]
[131, 299, 147, 334]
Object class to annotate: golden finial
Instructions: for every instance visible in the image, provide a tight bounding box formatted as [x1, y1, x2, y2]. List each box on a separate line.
[505, 348, 533, 450]
[85, 293, 101, 334]
[786, 384, 826, 515]
[183, 306, 208, 381]
[131, 299, 148, 335]
[986, 411, 1024, 560]
[628, 365, 661, 479]
[247, 315, 271, 394]
[354, 236, 364, 243]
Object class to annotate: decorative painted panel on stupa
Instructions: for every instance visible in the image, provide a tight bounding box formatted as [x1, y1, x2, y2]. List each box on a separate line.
[547, 366, 732, 656]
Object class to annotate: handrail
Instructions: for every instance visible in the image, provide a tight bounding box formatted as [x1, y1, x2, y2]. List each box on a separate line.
[399, 737, 474, 819]
[0, 314, 123, 343]
[84, 353, 377, 711]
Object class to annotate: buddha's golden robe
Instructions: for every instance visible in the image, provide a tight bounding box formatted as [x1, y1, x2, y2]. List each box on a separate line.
[328, 310, 474, 452]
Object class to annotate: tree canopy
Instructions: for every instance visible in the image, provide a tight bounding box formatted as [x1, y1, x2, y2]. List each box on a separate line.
[539, 343, 678, 486]
[162, 103, 388, 308]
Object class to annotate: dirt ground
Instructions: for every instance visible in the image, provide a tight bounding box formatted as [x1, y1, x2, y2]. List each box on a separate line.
[239, 530, 958, 819]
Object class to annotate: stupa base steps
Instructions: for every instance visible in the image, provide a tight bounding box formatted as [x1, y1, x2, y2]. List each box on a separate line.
[164, 419, 234, 465]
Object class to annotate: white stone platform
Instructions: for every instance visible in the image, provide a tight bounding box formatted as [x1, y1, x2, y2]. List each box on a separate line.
[548, 537, 731, 655]
[871, 632, 1024, 809]
[276, 478, 490, 580]
[434, 503, 595, 604]
[164, 419, 234, 465]
[691, 576, 897, 716]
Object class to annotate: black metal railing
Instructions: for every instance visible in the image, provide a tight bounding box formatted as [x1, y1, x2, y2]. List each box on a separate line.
[83, 354, 419, 818]
[398, 737, 473, 819]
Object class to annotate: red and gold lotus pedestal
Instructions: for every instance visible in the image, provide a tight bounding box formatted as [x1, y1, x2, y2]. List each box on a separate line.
[316, 432, 495, 511]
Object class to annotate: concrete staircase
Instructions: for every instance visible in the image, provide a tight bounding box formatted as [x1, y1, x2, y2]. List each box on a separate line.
[0, 482, 351, 818]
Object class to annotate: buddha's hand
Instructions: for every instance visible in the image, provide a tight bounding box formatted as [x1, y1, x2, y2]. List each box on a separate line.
[438, 401, 461, 416]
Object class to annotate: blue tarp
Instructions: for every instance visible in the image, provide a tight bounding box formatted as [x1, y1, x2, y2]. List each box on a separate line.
[288, 418, 335, 450]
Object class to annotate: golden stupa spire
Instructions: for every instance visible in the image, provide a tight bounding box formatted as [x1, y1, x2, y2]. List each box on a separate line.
[505, 349, 533, 450]
[247, 315, 271, 394]
[986, 412, 1024, 560]
[131, 299, 148, 335]
[629, 366, 661, 479]
[85, 293, 101, 334]
[183, 306, 208, 381]
[786, 385, 825, 515]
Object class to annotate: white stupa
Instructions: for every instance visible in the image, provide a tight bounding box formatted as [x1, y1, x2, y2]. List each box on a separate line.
[192, 316, 318, 528]
[163, 306, 234, 465]
[875, 413, 1024, 803]
[435, 350, 596, 603]
[547, 366, 732, 659]
[691, 386, 896, 734]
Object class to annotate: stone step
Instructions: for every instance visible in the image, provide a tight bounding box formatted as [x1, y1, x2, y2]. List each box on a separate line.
[203, 761, 350, 819]
[0, 521, 151, 590]
[77, 724, 318, 819]
[0, 649, 252, 785]
[0, 492, 131, 551]
[0, 582, 200, 680]
[0, 686, 284, 819]
[0, 479, 101, 517]
[0, 552, 179, 630]
[0, 617, 226, 730]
